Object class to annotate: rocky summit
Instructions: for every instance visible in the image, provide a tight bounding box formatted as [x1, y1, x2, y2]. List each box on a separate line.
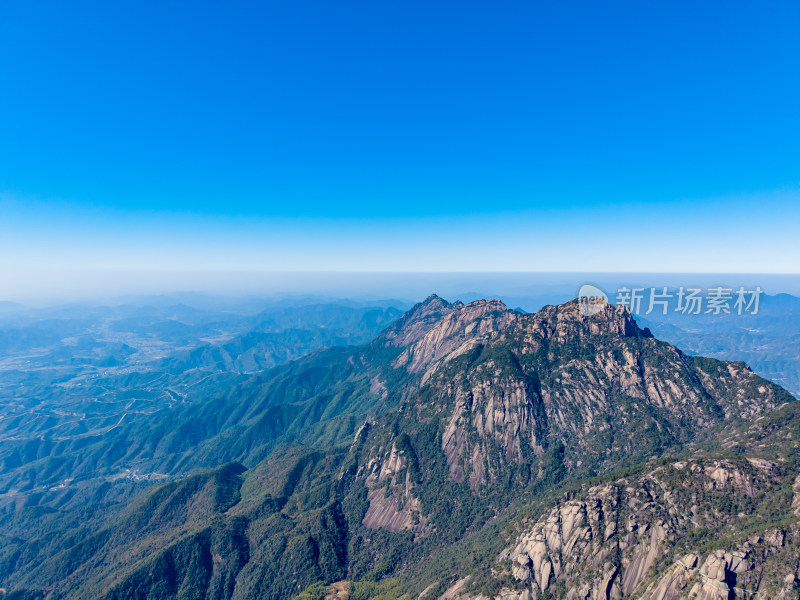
[0, 296, 797, 600]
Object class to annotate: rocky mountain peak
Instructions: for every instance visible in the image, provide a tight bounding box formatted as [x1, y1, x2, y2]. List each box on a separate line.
[399, 295, 793, 493]
[520, 298, 651, 341]
[383, 295, 510, 346]
[423, 292, 449, 305]
[381, 294, 452, 345]
[385, 295, 516, 375]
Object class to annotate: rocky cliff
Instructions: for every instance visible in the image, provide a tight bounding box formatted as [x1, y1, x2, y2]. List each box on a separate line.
[470, 455, 800, 600]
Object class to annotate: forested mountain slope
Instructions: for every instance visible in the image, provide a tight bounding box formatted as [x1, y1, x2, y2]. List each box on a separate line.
[0, 296, 795, 600]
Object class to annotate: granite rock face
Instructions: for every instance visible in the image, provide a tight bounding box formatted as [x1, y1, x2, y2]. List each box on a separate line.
[390, 298, 791, 494]
[480, 458, 800, 600]
[361, 439, 427, 533]
[387, 296, 518, 379]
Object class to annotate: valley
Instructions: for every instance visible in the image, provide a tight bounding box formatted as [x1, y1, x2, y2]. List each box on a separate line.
[0, 295, 797, 599]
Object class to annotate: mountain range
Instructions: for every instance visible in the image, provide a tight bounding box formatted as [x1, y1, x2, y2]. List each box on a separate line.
[0, 295, 798, 600]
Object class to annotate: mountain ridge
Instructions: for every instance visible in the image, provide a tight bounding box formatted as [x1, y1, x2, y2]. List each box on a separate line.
[0, 295, 796, 600]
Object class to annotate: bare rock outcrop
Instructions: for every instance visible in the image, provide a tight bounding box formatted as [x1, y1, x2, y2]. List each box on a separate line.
[387, 296, 517, 379]
[793, 473, 800, 518]
[361, 440, 427, 533]
[488, 459, 799, 600]
[415, 299, 790, 492]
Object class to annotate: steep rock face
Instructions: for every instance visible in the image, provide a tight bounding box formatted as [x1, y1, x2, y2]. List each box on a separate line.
[384, 295, 518, 379]
[361, 439, 427, 533]
[480, 458, 800, 600]
[504, 301, 783, 425]
[438, 352, 546, 488]
[414, 300, 791, 492]
[794, 474, 800, 518]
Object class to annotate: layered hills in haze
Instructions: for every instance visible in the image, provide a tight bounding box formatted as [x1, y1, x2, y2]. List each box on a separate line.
[0, 296, 798, 600]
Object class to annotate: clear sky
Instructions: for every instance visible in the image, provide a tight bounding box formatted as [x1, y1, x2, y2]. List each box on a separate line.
[1, 0, 799, 297]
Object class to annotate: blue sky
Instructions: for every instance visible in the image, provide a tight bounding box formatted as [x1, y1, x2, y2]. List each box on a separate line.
[1, 0, 799, 294]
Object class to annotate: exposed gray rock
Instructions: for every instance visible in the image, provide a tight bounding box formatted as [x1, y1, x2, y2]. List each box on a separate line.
[491, 459, 799, 600]
[362, 440, 427, 533]
[388, 296, 517, 379]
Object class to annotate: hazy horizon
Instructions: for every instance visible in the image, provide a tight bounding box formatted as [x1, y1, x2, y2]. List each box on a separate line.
[3, 270, 800, 306]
